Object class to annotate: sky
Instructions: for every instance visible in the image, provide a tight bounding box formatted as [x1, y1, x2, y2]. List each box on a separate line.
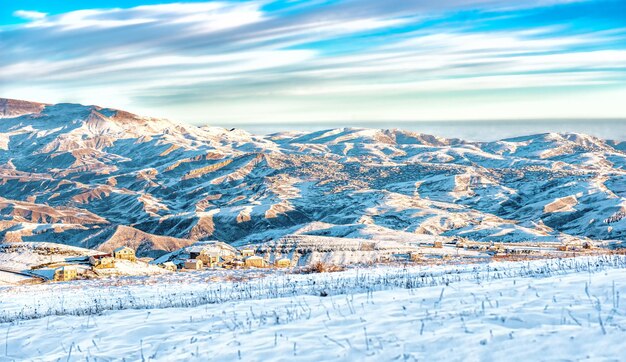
[0, 0, 625, 126]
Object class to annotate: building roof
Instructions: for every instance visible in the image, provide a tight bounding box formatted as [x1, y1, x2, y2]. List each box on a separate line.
[114, 246, 134, 252]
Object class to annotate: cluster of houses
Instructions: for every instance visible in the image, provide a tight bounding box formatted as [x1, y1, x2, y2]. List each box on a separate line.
[52, 243, 296, 282]
[53, 246, 137, 281]
[89, 246, 137, 269]
[177, 242, 292, 271]
[49, 237, 599, 282]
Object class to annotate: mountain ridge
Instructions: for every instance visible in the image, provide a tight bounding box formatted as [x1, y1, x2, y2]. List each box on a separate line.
[0, 98, 624, 256]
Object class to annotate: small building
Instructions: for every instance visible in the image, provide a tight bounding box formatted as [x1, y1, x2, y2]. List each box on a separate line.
[184, 259, 203, 270]
[198, 252, 220, 267]
[54, 266, 77, 282]
[161, 261, 177, 271]
[274, 258, 291, 268]
[409, 251, 422, 261]
[557, 244, 572, 252]
[188, 242, 238, 261]
[244, 255, 267, 268]
[89, 255, 116, 269]
[241, 249, 255, 258]
[433, 241, 443, 248]
[113, 246, 136, 262]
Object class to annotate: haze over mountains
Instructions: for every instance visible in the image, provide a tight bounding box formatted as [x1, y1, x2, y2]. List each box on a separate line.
[0, 98, 624, 257]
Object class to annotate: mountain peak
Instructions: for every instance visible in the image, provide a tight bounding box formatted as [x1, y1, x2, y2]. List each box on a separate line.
[0, 98, 49, 118]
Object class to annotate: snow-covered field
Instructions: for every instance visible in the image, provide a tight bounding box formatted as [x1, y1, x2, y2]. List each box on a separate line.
[0, 271, 31, 285]
[1, 256, 626, 361]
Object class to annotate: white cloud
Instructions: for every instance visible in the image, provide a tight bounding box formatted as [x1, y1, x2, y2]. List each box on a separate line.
[13, 10, 47, 20]
[282, 71, 620, 96]
[2, 0, 624, 124]
[19, 2, 265, 30]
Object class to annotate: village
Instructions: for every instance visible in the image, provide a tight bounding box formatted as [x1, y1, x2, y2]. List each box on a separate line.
[44, 236, 608, 283]
[50, 241, 293, 282]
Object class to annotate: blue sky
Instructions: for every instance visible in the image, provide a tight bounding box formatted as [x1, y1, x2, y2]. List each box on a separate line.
[1, 0, 625, 124]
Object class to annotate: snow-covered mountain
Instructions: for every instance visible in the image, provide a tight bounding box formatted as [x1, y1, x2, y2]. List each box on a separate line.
[0, 98, 624, 256]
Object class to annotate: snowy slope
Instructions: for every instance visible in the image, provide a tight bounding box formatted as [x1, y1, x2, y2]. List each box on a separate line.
[1, 256, 625, 361]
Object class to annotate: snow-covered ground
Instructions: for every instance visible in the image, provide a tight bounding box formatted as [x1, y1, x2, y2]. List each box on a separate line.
[1, 256, 626, 361]
[0, 271, 31, 285]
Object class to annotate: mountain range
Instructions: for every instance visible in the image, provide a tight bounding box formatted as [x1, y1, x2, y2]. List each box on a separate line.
[0, 98, 624, 257]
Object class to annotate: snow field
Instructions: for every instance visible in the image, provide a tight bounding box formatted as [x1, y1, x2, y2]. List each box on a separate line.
[2, 256, 626, 324]
[1, 258, 625, 361]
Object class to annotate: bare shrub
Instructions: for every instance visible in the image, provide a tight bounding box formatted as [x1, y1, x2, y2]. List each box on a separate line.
[304, 261, 345, 274]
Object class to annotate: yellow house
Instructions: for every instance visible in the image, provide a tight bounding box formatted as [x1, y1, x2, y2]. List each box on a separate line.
[409, 251, 422, 261]
[244, 256, 267, 268]
[54, 266, 77, 282]
[113, 246, 137, 262]
[90, 255, 115, 269]
[433, 241, 443, 248]
[274, 258, 291, 268]
[184, 259, 203, 270]
[198, 252, 220, 267]
[557, 244, 572, 252]
[241, 249, 255, 258]
[188, 242, 238, 262]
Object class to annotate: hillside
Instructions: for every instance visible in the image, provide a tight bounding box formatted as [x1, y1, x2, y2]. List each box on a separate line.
[0, 98, 625, 256]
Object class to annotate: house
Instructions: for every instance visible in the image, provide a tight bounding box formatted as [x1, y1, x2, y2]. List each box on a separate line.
[219, 252, 237, 262]
[274, 258, 291, 268]
[409, 251, 422, 261]
[241, 249, 255, 258]
[244, 256, 267, 268]
[198, 252, 220, 267]
[162, 261, 177, 271]
[54, 266, 77, 282]
[184, 259, 203, 270]
[188, 242, 238, 262]
[89, 255, 115, 269]
[433, 241, 443, 248]
[113, 246, 136, 262]
[557, 244, 572, 252]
